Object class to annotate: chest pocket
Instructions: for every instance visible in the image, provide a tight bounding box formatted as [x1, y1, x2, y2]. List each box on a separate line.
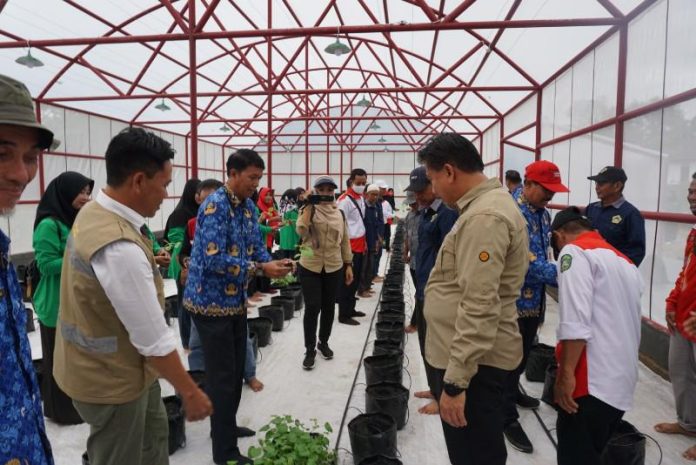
[438, 232, 457, 275]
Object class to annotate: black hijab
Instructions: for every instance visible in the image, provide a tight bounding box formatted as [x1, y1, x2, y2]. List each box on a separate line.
[33, 171, 94, 230]
[164, 178, 200, 237]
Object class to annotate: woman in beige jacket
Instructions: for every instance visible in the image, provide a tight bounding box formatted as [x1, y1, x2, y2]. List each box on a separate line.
[296, 176, 353, 370]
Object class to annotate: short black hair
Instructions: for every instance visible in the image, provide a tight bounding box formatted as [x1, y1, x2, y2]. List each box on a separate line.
[417, 132, 483, 173]
[197, 178, 223, 193]
[505, 170, 522, 183]
[282, 188, 298, 201]
[557, 218, 592, 235]
[349, 168, 367, 181]
[105, 127, 175, 187]
[692, 172, 696, 180]
[226, 149, 265, 176]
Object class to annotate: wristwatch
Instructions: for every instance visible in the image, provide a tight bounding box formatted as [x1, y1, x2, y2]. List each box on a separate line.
[443, 382, 465, 397]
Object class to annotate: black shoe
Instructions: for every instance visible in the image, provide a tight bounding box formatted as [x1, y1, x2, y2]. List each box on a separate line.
[351, 311, 366, 317]
[216, 455, 253, 465]
[303, 350, 316, 370]
[317, 342, 334, 360]
[516, 391, 540, 409]
[504, 421, 533, 453]
[338, 317, 360, 326]
[235, 426, 256, 438]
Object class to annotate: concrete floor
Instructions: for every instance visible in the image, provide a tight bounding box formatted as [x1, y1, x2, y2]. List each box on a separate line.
[28, 254, 692, 465]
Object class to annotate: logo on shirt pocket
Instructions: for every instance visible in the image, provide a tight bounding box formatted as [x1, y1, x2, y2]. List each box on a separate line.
[611, 215, 623, 224]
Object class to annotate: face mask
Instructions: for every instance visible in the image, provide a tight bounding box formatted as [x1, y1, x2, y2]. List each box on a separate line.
[352, 185, 365, 194]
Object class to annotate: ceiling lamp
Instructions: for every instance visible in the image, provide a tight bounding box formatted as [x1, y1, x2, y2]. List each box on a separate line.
[324, 26, 351, 56]
[220, 125, 231, 132]
[378, 136, 386, 143]
[155, 99, 171, 111]
[383, 147, 389, 152]
[369, 122, 381, 130]
[15, 48, 43, 68]
[356, 95, 371, 108]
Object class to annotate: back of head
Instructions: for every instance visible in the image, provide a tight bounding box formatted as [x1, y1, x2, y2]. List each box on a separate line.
[198, 178, 224, 194]
[505, 170, 522, 184]
[105, 127, 175, 187]
[226, 148, 265, 176]
[551, 207, 592, 235]
[417, 132, 483, 172]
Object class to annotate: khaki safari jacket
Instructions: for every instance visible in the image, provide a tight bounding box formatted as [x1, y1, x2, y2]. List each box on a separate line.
[424, 177, 529, 389]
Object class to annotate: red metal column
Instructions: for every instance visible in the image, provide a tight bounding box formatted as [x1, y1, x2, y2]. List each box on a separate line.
[35, 100, 46, 195]
[534, 89, 542, 161]
[188, 0, 199, 178]
[266, 0, 273, 188]
[614, 24, 628, 168]
[304, 44, 310, 188]
[498, 117, 505, 181]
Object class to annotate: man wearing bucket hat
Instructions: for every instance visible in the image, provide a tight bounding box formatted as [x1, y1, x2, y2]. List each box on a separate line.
[550, 207, 642, 465]
[585, 166, 645, 266]
[0, 74, 55, 464]
[503, 160, 568, 453]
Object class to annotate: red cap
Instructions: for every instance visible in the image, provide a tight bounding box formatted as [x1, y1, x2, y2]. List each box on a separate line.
[524, 160, 569, 193]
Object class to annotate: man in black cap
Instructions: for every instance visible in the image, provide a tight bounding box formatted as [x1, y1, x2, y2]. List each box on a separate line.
[405, 165, 458, 415]
[550, 207, 642, 465]
[0, 74, 54, 464]
[585, 166, 645, 266]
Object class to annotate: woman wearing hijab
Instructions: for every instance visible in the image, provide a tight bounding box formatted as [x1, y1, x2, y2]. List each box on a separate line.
[255, 187, 280, 294]
[278, 189, 301, 260]
[32, 171, 94, 424]
[164, 178, 200, 349]
[296, 176, 353, 370]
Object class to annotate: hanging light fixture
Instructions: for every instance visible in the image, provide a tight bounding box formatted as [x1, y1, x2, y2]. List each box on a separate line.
[383, 147, 389, 152]
[369, 122, 381, 130]
[378, 136, 386, 143]
[356, 95, 371, 108]
[15, 46, 44, 68]
[220, 124, 231, 132]
[155, 98, 171, 111]
[324, 26, 351, 56]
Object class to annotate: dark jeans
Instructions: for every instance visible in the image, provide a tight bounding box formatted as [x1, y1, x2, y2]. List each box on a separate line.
[557, 396, 624, 465]
[383, 223, 391, 251]
[374, 247, 382, 276]
[433, 365, 509, 465]
[191, 313, 247, 463]
[176, 279, 191, 349]
[359, 252, 374, 293]
[503, 315, 541, 425]
[338, 252, 363, 319]
[39, 322, 83, 424]
[300, 266, 342, 351]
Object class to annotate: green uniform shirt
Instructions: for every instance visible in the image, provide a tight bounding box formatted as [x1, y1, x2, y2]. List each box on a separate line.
[31, 217, 71, 327]
[279, 209, 300, 251]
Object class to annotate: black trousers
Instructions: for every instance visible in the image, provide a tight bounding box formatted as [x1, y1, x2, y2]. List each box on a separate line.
[300, 266, 342, 351]
[359, 251, 374, 293]
[503, 315, 541, 425]
[557, 395, 624, 465]
[338, 252, 363, 319]
[383, 223, 391, 251]
[433, 365, 509, 465]
[192, 313, 247, 463]
[39, 323, 83, 425]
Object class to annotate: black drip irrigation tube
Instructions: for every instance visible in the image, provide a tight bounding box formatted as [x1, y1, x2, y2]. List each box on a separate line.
[333, 249, 392, 457]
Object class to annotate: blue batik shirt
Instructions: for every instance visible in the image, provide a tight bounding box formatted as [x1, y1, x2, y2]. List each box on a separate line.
[0, 230, 53, 465]
[415, 199, 458, 300]
[512, 186, 557, 317]
[183, 186, 272, 317]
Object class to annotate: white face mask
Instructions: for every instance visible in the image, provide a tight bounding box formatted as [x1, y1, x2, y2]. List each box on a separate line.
[352, 185, 366, 194]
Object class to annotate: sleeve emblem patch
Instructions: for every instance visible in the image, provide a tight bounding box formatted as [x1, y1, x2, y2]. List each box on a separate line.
[479, 251, 490, 262]
[560, 254, 572, 272]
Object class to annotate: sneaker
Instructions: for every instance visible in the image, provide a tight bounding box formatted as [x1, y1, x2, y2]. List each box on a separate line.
[235, 426, 256, 438]
[516, 391, 540, 410]
[303, 351, 316, 370]
[338, 317, 360, 326]
[504, 421, 533, 453]
[317, 342, 334, 360]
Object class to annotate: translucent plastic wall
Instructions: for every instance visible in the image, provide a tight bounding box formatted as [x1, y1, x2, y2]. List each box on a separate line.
[257, 150, 417, 204]
[532, 0, 695, 326]
[5, 104, 225, 255]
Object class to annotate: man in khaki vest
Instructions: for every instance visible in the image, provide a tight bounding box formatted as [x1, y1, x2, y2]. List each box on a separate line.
[420, 133, 528, 465]
[54, 127, 212, 465]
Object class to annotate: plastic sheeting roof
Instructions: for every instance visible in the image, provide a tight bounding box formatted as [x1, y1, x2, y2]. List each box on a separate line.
[0, 0, 645, 149]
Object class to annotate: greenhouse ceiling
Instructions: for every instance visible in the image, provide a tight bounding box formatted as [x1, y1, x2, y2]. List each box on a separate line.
[0, 0, 648, 151]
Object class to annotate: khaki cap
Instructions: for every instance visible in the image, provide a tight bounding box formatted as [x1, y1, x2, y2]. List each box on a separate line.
[0, 74, 56, 150]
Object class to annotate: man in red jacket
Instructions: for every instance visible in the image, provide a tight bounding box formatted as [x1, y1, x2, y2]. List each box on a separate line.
[654, 172, 696, 461]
